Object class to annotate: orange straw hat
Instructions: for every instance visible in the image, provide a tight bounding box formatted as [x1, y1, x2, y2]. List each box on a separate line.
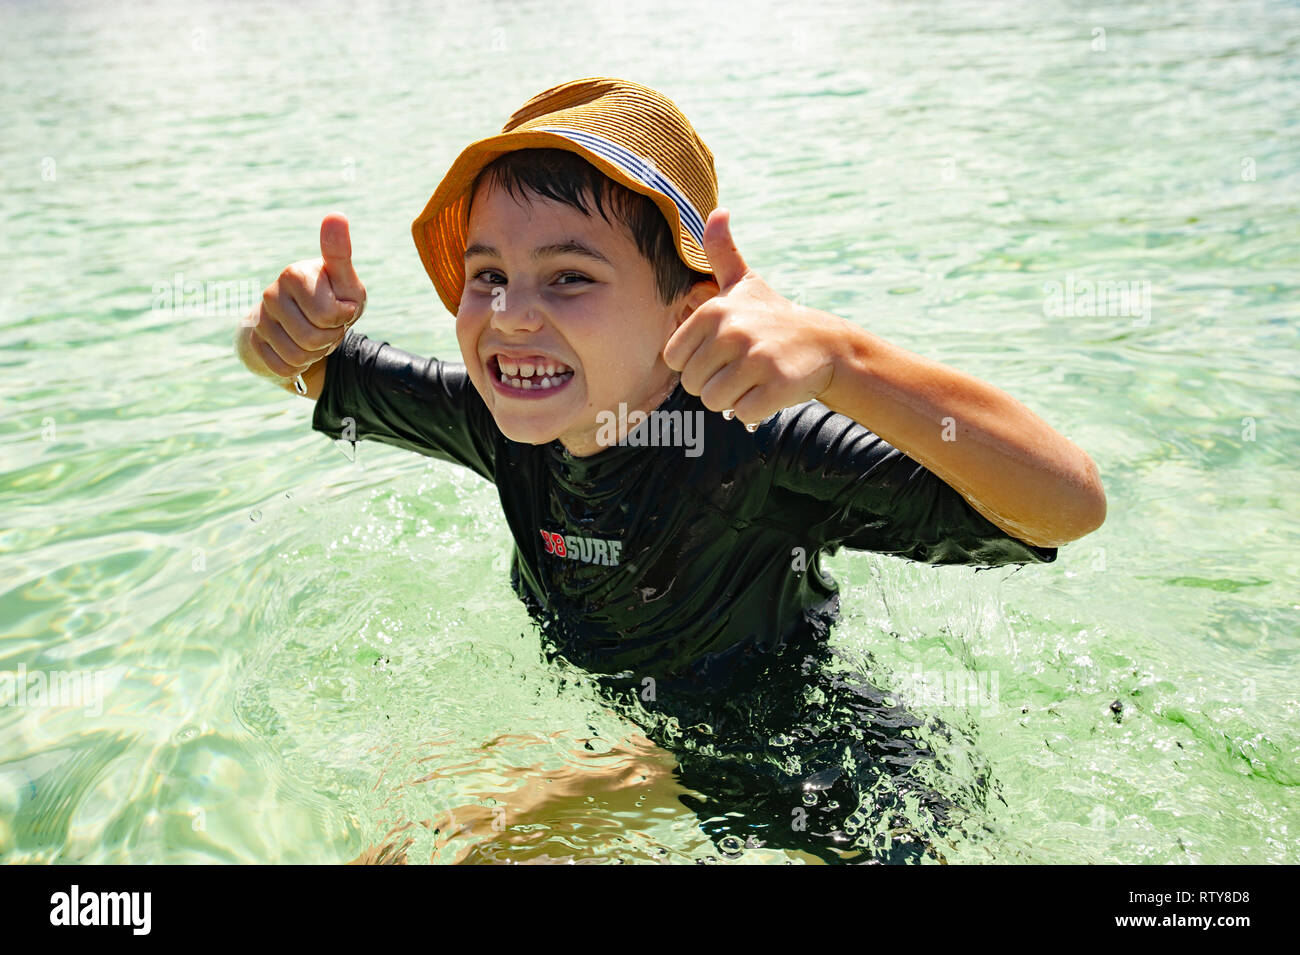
[411, 76, 719, 316]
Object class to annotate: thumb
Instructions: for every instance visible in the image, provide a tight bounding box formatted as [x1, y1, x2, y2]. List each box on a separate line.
[319, 212, 365, 305]
[702, 207, 749, 292]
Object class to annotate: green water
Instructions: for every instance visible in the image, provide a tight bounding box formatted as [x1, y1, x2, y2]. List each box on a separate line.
[2, 0, 1297, 863]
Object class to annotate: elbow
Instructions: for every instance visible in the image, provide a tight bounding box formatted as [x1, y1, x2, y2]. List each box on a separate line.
[1033, 460, 1108, 548]
[1076, 456, 1108, 537]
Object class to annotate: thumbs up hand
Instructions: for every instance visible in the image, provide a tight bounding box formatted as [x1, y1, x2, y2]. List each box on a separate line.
[662, 208, 843, 431]
[240, 212, 367, 383]
[317, 212, 367, 317]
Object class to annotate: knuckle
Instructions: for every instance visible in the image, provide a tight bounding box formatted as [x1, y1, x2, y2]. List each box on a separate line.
[305, 326, 333, 352]
[717, 322, 747, 347]
[256, 338, 290, 377]
[283, 336, 311, 365]
[262, 347, 287, 374]
[249, 309, 271, 340]
[281, 262, 313, 291]
[698, 389, 724, 413]
[259, 324, 305, 369]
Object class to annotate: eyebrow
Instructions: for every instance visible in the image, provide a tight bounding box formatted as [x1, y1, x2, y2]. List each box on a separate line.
[463, 239, 613, 267]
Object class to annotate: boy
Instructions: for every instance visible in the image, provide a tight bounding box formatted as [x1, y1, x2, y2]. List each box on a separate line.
[236, 77, 1105, 863]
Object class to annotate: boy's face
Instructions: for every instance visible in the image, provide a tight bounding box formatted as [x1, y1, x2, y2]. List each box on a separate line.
[456, 177, 717, 456]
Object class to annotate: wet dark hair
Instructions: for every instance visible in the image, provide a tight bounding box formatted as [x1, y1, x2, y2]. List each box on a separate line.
[469, 148, 714, 307]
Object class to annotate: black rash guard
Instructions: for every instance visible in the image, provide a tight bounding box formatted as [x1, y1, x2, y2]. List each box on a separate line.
[311, 331, 1056, 684]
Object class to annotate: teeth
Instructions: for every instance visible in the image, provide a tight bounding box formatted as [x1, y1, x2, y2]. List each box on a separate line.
[495, 356, 573, 378]
[495, 356, 575, 392]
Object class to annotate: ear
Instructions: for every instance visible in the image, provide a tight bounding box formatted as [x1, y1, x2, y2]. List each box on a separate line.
[674, 277, 721, 327]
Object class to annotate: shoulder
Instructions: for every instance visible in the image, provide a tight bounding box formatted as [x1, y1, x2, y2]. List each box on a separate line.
[316, 331, 503, 481]
[751, 397, 897, 482]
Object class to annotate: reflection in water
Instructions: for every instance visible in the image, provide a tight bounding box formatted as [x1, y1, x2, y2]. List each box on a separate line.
[352, 626, 997, 865]
[349, 730, 717, 865]
[588, 633, 999, 865]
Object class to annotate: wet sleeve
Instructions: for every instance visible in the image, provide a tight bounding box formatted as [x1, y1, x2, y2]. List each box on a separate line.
[310, 330, 497, 483]
[763, 401, 1057, 567]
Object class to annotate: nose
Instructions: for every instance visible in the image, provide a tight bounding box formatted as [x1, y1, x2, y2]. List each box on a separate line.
[488, 286, 545, 335]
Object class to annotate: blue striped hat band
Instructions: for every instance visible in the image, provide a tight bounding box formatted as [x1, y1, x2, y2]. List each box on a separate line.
[533, 125, 707, 248]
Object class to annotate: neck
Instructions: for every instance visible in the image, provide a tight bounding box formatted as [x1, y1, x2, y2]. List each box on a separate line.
[559, 370, 681, 457]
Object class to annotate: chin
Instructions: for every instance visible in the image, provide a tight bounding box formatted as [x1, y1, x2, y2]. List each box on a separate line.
[491, 414, 562, 446]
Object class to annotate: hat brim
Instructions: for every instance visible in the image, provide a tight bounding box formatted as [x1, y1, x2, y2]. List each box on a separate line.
[412, 130, 714, 316]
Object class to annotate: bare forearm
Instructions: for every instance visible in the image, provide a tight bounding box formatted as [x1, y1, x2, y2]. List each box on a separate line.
[815, 316, 1106, 548]
[655, 207, 1106, 548]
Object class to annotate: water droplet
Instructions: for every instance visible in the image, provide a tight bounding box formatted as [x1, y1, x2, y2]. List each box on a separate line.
[801, 767, 841, 791]
[718, 834, 746, 858]
[249, 509, 261, 522]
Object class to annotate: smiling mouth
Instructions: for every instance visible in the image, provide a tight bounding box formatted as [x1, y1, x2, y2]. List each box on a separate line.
[489, 354, 577, 393]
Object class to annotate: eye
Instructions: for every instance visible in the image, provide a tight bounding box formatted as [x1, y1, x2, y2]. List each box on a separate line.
[555, 271, 590, 286]
[472, 268, 505, 284]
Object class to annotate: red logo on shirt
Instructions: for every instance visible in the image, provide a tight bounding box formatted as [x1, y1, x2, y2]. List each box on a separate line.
[539, 529, 622, 567]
